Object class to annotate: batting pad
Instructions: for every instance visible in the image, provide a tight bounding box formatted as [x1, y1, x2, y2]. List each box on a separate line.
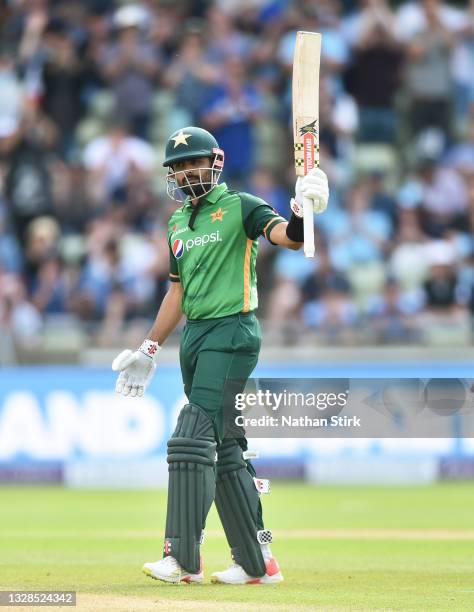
[165, 403, 216, 574]
[215, 438, 267, 577]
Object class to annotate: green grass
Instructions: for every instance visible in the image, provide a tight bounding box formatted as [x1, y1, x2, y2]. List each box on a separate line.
[0, 483, 474, 611]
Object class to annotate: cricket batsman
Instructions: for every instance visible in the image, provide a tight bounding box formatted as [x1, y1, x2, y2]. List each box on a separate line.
[112, 127, 329, 584]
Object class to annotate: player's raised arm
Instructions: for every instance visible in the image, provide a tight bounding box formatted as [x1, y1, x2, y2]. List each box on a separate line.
[112, 281, 183, 398]
[268, 167, 329, 249]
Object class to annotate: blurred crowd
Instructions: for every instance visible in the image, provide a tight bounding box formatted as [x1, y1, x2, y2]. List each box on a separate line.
[0, 0, 473, 355]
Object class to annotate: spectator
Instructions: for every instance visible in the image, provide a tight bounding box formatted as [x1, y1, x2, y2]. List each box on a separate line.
[267, 247, 316, 335]
[451, 0, 474, 122]
[344, 1, 404, 142]
[301, 246, 352, 304]
[319, 74, 359, 160]
[247, 167, 289, 216]
[280, 1, 349, 90]
[389, 206, 430, 291]
[300, 245, 357, 340]
[41, 19, 86, 159]
[366, 278, 423, 342]
[200, 55, 263, 185]
[365, 171, 397, 225]
[318, 179, 392, 271]
[81, 4, 113, 91]
[82, 118, 155, 205]
[205, 6, 253, 62]
[317, 0, 350, 75]
[50, 159, 93, 234]
[77, 237, 128, 321]
[97, 4, 160, 139]
[30, 255, 71, 315]
[302, 281, 358, 342]
[457, 252, 474, 319]
[267, 276, 302, 336]
[1, 112, 55, 244]
[445, 116, 474, 177]
[415, 156, 469, 238]
[467, 175, 474, 239]
[162, 20, 220, 124]
[0, 200, 23, 273]
[23, 215, 60, 291]
[0, 271, 43, 353]
[422, 240, 465, 317]
[0, 46, 24, 120]
[77, 227, 156, 324]
[395, 0, 465, 137]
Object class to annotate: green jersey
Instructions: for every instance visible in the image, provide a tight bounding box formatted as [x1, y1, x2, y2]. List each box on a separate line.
[168, 182, 285, 320]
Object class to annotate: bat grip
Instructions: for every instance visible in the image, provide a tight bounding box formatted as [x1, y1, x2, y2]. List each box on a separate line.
[303, 196, 315, 258]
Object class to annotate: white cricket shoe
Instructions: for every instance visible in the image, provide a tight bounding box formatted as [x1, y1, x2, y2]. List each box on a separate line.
[142, 555, 203, 584]
[211, 558, 283, 585]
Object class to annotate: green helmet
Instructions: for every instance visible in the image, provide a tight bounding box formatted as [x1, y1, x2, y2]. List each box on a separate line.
[163, 126, 225, 202]
[163, 126, 222, 167]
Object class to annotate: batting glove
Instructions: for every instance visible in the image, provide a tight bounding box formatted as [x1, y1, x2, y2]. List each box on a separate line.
[112, 339, 161, 398]
[293, 167, 329, 215]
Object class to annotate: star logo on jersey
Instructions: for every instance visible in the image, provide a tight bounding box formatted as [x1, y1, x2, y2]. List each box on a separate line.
[172, 130, 191, 148]
[211, 207, 227, 222]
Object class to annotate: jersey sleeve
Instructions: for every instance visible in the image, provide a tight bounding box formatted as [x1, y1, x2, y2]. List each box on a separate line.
[168, 243, 180, 282]
[168, 216, 181, 283]
[239, 192, 286, 244]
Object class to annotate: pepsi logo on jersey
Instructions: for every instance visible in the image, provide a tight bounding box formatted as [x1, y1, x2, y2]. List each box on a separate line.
[172, 231, 222, 259]
[172, 239, 184, 258]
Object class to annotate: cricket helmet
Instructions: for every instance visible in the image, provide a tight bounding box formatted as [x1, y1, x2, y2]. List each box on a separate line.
[163, 126, 225, 202]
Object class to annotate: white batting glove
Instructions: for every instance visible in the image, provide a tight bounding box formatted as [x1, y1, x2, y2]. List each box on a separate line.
[294, 167, 329, 215]
[112, 339, 161, 398]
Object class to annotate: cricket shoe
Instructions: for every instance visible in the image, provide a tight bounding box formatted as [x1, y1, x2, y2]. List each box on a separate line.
[142, 556, 203, 584]
[211, 558, 283, 585]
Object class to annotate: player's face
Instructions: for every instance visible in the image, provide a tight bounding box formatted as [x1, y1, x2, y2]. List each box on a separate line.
[172, 157, 213, 198]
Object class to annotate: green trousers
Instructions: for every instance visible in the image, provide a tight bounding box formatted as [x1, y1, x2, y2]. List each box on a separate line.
[172, 311, 266, 571]
[179, 311, 262, 442]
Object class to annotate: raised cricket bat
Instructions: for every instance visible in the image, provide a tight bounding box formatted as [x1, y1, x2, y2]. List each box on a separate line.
[292, 31, 321, 258]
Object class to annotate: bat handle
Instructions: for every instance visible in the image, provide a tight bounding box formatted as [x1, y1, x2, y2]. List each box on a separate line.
[303, 196, 315, 258]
